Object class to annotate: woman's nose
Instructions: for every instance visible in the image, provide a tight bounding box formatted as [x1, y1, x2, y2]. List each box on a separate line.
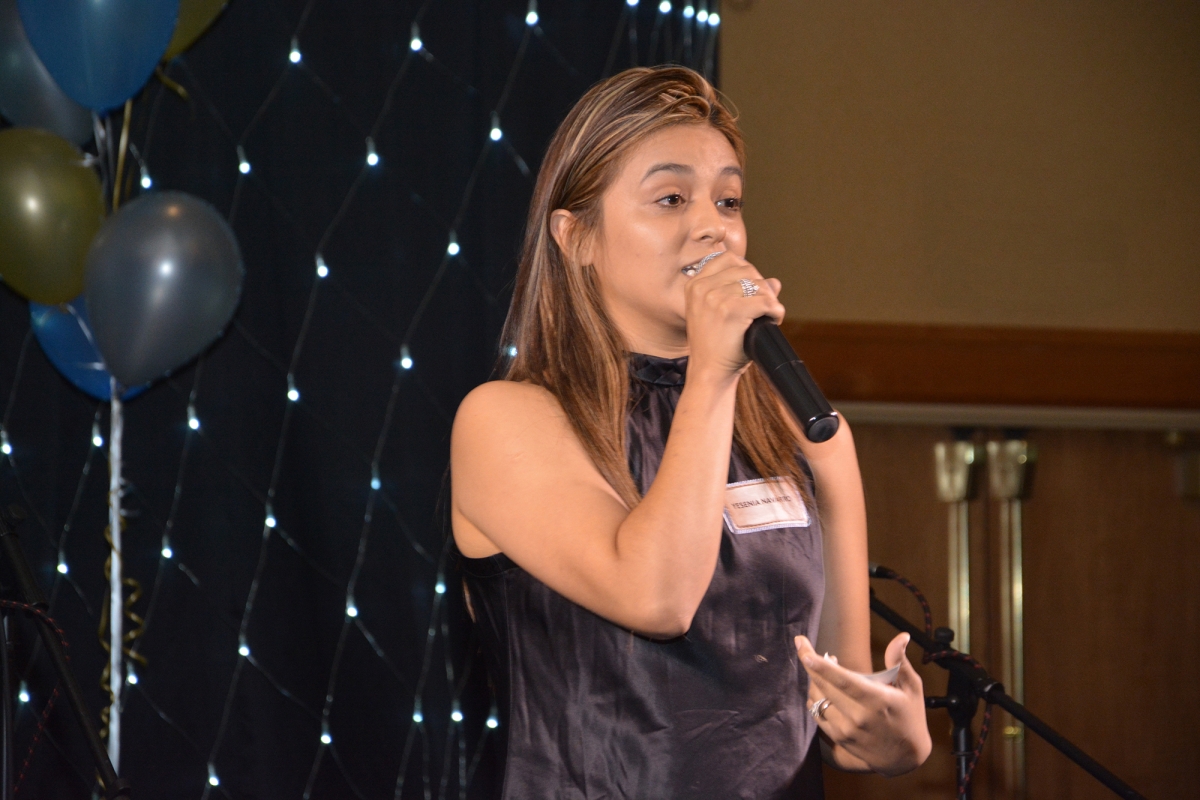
[691, 203, 727, 244]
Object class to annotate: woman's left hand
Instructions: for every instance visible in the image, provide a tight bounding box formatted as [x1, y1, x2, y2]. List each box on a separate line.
[796, 633, 933, 776]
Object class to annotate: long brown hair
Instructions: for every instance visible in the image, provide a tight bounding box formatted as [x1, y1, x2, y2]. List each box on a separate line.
[501, 66, 810, 510]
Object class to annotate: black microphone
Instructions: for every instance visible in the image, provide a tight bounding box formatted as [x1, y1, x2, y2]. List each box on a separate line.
[743, 317, 840, 443]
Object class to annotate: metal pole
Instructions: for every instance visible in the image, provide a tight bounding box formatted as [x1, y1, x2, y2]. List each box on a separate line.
[988, 438, 1035, 799]
[935, 440, 980, 653]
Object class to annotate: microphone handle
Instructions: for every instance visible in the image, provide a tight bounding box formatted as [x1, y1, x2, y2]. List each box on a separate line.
[743, 317, 840, 443]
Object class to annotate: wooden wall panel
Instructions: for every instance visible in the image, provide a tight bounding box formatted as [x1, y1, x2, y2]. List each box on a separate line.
[823, 423, 1200, 799]
[1017, 429, 1200, 799]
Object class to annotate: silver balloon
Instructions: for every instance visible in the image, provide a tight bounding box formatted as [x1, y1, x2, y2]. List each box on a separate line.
[0, 0, 93, 145]
[85, 191, 243, 387]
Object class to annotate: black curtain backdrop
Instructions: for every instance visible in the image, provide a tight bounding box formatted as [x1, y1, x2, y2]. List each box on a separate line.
[0, 1, 720, 797]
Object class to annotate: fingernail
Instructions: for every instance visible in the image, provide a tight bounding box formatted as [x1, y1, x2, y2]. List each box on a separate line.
[801, 655, 815, 668]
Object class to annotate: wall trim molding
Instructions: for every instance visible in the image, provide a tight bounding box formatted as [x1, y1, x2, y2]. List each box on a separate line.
[783, 321, 1200, 409]
[833, 401, 1200, 431]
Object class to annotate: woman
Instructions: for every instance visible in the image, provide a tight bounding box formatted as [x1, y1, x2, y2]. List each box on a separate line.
[451, 66, 931, 798]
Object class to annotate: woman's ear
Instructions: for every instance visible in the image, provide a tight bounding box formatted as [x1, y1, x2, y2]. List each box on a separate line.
[549, 209, 592, 265]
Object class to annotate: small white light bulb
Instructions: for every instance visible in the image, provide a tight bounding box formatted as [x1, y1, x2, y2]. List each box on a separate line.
[57, 560, 68, 575]
[265, 514, 277, 529]
[346, 603, 358, 618]
[287, 388, 300, 402]
[315, 254, 329, 278]
[289, 38, 302, 64]
[435, 581, 446, 595]
[366, 137, 379, 167]
[446, 238, 460, 256]
[489, 126, 502, 142]
[486, 716, 499, 729]
[208, 769, 220, 788]
[696, 9, 708, 23]
[506, 345, 518, 357]
[126, 670, 138, 685]
[320, 732, 332, 745]
[93, 433, 104, 448]
[626, 0, 638, 6]
[238, 644, 250, 658]
[410, 23, 422, 52]
[683, 5, 694, 18]
[162, 546, 174, 559]
[188, 416, 200, 431]
[370, 477, 381, 490]
[659, 0, 671, 12]
[412, 710, 424, 723]
[399, 345, 414, 371]
[237, 145, 251, 175]
[708, 11, 720, 26]
[451, 709, 463, 723]
[140, 167, 153, 189]
[0, 429, 11, 456]
[17, 683, 29, 704]
[526, 10, 539, 25]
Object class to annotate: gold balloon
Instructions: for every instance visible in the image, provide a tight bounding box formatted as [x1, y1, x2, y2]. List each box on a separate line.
[0, 128, 104, 304]
[163, 0, 228, 61]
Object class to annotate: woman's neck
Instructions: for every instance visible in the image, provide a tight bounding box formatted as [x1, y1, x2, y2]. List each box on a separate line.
[609, 306, 690, 359]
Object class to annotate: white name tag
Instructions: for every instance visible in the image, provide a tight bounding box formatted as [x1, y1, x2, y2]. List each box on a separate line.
[723, 477, 810, 534]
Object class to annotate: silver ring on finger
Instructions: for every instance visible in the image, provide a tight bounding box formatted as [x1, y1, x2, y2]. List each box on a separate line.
[739, 278, 759, 297]
[810, 697, 832, 721]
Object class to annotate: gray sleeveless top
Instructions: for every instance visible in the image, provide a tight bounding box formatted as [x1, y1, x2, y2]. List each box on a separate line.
[460, 354, 826, 799]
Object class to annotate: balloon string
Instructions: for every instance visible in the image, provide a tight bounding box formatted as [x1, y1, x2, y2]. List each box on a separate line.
[112, 100, 133, 211]
[155, 66, 190, 101]
[98, 525, 148, 745]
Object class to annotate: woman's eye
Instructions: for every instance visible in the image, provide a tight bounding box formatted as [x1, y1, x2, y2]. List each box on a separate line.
[718, 197, 743, 211]
[658, 193, 685, 207]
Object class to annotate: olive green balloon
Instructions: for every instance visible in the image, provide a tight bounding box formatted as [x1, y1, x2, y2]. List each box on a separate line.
[0, 128, 104, 304]
[163, 0, 227, 61]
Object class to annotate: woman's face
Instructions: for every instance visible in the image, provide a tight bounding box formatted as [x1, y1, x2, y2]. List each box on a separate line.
[557, 123, 747, 355]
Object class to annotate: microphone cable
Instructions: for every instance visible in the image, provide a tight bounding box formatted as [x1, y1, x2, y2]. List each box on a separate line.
[870, 565, 994, 800]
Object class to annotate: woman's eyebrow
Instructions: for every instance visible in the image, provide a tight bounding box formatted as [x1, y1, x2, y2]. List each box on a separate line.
[640, 163, 744, 181]
[642, 162, 693, 181]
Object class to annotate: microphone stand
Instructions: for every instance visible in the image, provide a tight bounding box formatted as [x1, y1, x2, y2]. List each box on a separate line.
[0, 505, 130, 799]
[868, 584, 1145, 799]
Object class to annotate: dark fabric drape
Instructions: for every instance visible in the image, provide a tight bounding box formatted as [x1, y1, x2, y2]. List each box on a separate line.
[0, 1, 719, 797]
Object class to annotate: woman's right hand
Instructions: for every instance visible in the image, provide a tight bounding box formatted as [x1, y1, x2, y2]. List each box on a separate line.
[682, 252, 785, 382]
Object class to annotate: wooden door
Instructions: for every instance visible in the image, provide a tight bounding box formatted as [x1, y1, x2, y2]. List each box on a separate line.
[823, 423, 1200, 800]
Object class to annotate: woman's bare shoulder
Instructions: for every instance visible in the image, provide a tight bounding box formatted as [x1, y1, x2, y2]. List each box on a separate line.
[452, 379, 579, 465]
[451, 379, 619, 559]
[455, 379, 564, 431]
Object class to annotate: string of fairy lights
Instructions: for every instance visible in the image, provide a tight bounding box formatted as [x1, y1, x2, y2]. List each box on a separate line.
[0, 1, 722, 796]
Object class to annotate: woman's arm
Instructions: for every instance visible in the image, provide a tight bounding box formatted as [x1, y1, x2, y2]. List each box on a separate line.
[801, 420, 872, 673]
[790, 416, 932, 774]
[452, 368, 738, 638]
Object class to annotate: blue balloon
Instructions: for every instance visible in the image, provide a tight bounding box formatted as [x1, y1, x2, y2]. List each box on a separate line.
[30, 297, 145, 401]
[16, 0, 181, 112]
